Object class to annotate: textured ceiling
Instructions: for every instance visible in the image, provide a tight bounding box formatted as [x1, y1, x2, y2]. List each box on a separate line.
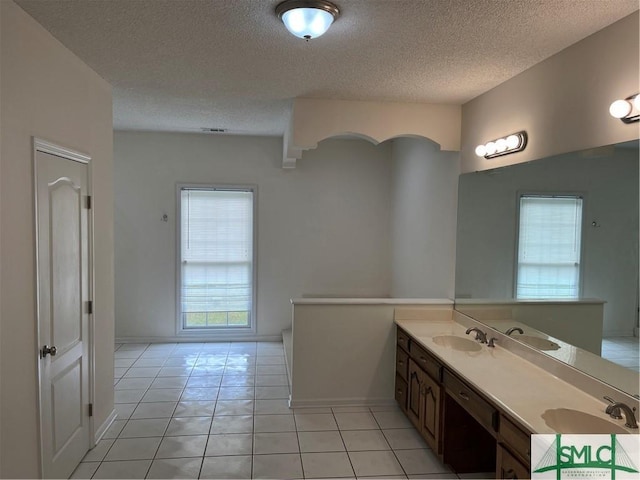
[15, 0, 639, 136]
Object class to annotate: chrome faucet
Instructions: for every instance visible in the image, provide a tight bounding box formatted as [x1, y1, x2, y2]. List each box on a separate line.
[604, 397, 638, 429]
[505, 327, 524, 336]
[465, 327, 487, 344]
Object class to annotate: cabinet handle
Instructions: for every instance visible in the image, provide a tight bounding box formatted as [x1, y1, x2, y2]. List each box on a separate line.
[425, 385, 436, 400]
[458, 391, 470, 400]
[398, 360, 404, 366]
[419, 356, 428, 364]
[505, 468, 517, 479]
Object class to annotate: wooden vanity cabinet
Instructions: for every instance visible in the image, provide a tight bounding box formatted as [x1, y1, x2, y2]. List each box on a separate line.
[407, 358, 442, 452]
[497, 415, 532, 479]
[395, 328, 443, 454]
[442, 369, 497, 473]
[497, 445, 530, 479]
[395, 330, 410, 412]
[395, 326, 533, 478]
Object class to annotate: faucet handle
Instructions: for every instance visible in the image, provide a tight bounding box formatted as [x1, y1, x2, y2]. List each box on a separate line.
[604, 396, 623, 419]
[487, 337, 497, 348]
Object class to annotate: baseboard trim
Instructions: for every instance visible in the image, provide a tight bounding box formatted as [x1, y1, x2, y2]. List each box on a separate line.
[94, 409, 117, 445]
[282, 328, 292, 385]
[115, 335, 282, 343]
[603, 330, 637, 338]
[288, 397, 396, 409]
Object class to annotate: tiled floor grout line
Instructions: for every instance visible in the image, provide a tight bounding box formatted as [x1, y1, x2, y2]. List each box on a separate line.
[371, 407, 409, 479]
[94, 342, 422, 479]
[332, 407, 357, 479]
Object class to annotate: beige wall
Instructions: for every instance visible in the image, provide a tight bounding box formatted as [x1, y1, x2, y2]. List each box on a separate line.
[114, 133, 393, 340]
[0, 2, 114, 477]
[461, 11, 640, 173]
[290, 302, 453, 407]
[390, 138, 460, 298]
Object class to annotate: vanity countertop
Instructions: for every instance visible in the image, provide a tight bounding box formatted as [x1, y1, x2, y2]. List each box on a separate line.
[395, 317, 637, 435]
[482, 319, 640, 396]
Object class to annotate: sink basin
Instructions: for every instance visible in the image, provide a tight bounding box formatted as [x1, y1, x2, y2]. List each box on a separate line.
[516, 335, 560, 351]
[542, 408, 628, 434]
[432, 335, 482, 352]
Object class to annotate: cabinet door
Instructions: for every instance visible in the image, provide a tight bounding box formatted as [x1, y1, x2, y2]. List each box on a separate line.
[407, 359, 422, 429]
[497, 445, 530, 479]
[420, 369, 441, 454]
[395, 374, 408, 412]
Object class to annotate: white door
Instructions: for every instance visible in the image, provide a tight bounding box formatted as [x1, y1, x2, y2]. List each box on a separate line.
[35, 144, 91, 479]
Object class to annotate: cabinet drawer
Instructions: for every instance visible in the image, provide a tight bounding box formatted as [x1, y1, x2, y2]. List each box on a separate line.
[443, 369, 497, 433]
[500, 416, 531, 465]
[497, 444, 530, 479]
[409, 341, 442, 381]
[397, 328, 410, 352]
[396, 347, 409, 381]
[395, 374, 408, 411]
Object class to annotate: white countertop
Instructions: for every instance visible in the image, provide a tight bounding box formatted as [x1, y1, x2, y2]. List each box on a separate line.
[395, 317, 637, 435]
[481, 319, 639, 396]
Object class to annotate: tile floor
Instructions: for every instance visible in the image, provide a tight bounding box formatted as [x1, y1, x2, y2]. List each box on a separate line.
[71, 341, 492, 479]
[602, 336, 640, 372]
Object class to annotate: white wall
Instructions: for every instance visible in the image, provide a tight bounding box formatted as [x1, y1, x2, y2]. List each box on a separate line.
[286, 98, 461, 167]
[461, 11, 639, 173]
[290, 301, 453, 407]
[390, 138, 460, 298]
[0, 2, 114, 477]
[114, 132, 393, 340]
[455, 147, 639, 336]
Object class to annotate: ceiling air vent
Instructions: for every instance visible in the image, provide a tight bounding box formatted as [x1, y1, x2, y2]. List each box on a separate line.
[201, 128, 227, 133]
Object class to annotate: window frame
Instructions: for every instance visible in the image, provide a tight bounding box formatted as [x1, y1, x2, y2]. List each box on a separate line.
[175, 183, 258, 336]
[513, 191, 586, 300]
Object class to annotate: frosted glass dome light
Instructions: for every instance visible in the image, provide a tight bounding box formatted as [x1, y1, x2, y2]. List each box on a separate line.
[475, 145, 487, 157]
[276, 0, 340, 40]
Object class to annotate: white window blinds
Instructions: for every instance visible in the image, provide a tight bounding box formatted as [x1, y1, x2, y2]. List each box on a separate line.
[180, 188, 253, 328]
[516, 195, 583, 299]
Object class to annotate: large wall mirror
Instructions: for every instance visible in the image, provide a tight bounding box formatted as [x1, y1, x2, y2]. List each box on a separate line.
[454, 140, 639, 397]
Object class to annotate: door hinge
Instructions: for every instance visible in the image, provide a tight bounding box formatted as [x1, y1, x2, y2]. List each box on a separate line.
[86, 195, 92, 209]
[89, 403, 93, 417]
[87, 300, 93, 314]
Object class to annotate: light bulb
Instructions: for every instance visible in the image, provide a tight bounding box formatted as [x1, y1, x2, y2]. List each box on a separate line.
[475, 145, 487, 157]
[634, 95, 640, 112]
[506, 135, 520, 149]
[495, 138, 508, 153]
[609, 99, 632, 119]
[485, 142, 497, 156]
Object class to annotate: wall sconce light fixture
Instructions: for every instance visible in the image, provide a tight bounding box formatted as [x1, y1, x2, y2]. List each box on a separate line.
[475, 131, 528, 159]
[609, 94, 640, 123]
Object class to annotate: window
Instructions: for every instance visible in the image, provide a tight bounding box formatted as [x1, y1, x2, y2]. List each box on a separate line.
[178, 186, 255, 331]
[515, 195, 583, 299]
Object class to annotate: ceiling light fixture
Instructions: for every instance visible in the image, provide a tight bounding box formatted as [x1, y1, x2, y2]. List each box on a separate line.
[475, 131, 528, 159]
[276, 0, 340, 41]
[609, 94, 640, 123]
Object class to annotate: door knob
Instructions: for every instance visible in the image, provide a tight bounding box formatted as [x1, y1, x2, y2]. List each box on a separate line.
[40, 345, 57, 358]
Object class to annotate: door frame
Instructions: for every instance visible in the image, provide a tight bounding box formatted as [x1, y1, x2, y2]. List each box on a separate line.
[33, 137, 96, 477]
